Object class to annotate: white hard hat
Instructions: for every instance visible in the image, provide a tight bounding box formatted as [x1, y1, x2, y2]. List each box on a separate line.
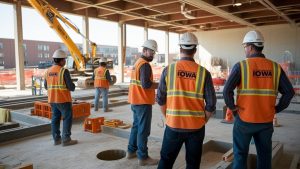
[52, 49, 67, 59]
[142, 39, 158, 52]
[99, 58, 107, 63]
[179, 32, 198, 49]
[242, 30, 264, 47]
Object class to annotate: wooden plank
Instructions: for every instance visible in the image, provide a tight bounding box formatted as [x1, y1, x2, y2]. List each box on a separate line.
[222, 148, 234, 162]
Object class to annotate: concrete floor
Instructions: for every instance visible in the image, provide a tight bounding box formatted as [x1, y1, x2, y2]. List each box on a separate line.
[0, 89, 300, 169]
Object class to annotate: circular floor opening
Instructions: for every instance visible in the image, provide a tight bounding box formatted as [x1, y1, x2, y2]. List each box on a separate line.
[97, 149, 126, 161]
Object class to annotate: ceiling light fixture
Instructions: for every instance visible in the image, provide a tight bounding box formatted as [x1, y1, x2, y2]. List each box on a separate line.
[232, 0, 242, 6]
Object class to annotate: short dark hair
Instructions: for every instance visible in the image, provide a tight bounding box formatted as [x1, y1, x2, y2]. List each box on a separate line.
[53, 58, 64, 64]
[180, 47, 197, 55]
[100, 62, 107, 67]
[248, 43, 264, 52]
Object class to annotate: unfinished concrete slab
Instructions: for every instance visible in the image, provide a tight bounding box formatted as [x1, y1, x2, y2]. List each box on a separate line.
[0, 92, 299, 168]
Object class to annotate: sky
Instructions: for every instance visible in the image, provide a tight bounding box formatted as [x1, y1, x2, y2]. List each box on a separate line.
[0, 3, 179, 53]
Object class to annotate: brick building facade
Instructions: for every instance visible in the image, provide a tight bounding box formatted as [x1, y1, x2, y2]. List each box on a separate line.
[0, 38, 139, 69]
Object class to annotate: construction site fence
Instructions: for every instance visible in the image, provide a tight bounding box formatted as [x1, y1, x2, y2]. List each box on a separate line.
[0, 68, 47, 86]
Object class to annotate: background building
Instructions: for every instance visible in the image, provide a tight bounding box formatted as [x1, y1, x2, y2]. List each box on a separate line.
[0, 38, 139, 69]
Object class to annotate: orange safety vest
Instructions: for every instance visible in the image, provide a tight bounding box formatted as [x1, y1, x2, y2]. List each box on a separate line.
[45, 65, 72, 103]
[237, 57, 281, 123]
[128, 58, 155, 105]
[166, 60, 207, 129]
[94, 67, 109, 88]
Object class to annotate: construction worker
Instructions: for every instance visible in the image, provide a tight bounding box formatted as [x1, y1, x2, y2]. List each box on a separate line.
[223, 30, 295, 169]
[127, 39, 159, 166]
[44, 49, 78, 146]
[92, 58, 113, 112]
[157, 32, 216, 169]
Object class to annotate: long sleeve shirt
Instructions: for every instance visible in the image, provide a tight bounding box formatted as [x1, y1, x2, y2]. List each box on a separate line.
[156, 57, 217, 112]
[92, 67, 113, 85]
[223, 53, 295, 113]
[139, 56, 153, 89]
[44, 67, 75, 91]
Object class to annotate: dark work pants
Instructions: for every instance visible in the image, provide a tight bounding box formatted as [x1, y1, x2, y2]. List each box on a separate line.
[233, 115, 273, 169]
[158, 125, 205, 169]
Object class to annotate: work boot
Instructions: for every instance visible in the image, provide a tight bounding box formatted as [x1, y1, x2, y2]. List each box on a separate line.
[126, 152, 137, 159]
[104, 108, 112, 112]
[54, 138, 61, 146]
[138, 157, 159, 166]
[62, 139, 78, 147]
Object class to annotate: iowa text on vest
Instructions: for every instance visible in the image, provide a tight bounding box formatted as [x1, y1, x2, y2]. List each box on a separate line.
[252, 70, 272, 78]
[177, 70, 196, 79]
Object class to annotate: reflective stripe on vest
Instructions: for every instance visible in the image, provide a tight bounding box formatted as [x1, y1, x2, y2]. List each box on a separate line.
[46, 65, 72, 103]
[237, 58, 281, 123]
[94, 67, 109, 88]
[165, 61, 206, 129]
[128, 58, 155, 105]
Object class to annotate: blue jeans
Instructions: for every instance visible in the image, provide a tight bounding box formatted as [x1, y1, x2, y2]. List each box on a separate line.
[233, 115, 273, 169]
[94, 87, 108, 111]
[50, 102, 73, 142]
[128, 104, 152, 159]
[158, 126, 205, 169]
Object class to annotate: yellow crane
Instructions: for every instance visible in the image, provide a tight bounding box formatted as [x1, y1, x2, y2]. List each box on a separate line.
[28, 0, 116, 88]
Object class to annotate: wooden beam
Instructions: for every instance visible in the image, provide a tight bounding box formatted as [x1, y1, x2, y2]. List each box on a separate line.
[67, 0, 200, 31]
[182, 0, 255, 27]
[226, 2, 266, 14]
[70, 0, 119, 11]
[188, 16, 227, 25]
[256, 0, 295, 25]
[241, 10, 277, 19]
[150, 11, 215, 27]
[214, 0, 258, 7]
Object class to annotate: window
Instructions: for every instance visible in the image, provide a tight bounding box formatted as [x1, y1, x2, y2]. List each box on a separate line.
[0, 43, 3, 49]
[38, 44, 43, 50]
[44, 53, 50, 58]
[23, 44, 27, 51]
[0, 53, 3, 58]
[38, 44, 49, 51]
[38, 53, 43, 58]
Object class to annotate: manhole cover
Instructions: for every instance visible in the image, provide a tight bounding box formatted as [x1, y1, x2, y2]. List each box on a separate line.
[97, 149, 126, 161]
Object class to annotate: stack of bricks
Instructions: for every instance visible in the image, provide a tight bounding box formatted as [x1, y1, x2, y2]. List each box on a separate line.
[32, 101, 91, 119]
[83, 116, 104, 133]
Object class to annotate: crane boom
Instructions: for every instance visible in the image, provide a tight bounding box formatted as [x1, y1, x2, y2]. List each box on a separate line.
[28, 0, 96, 71]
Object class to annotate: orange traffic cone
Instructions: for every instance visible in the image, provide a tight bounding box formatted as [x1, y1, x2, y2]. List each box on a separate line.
[273, 114, 281, 127]
[221, 108, 234, 124]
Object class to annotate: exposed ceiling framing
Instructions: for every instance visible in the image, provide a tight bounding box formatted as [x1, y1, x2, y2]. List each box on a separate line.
[0, 0, 299, 33]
